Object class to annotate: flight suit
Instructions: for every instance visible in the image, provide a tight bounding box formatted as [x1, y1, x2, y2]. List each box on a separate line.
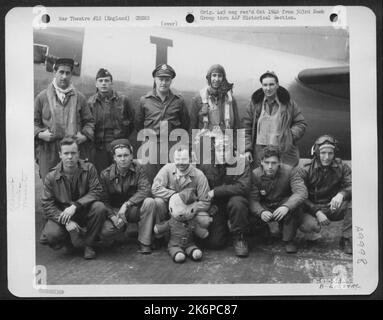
[135, 90, 190, 182]
[39, 160, 106, 249]
[299, 158, 352, 240]
[87, 91, 135, 172]
[198, 158, 251, 249]
[190, 89, 240, 132]
[98, 161, 162, 247]
[34, 83, 95, 179]
[249, 164, 308, 241]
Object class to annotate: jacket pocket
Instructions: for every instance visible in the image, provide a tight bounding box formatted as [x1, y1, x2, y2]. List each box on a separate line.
[42, 105, 51, 120]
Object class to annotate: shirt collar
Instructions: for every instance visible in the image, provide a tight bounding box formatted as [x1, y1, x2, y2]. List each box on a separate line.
[145, 89, 175, 100]
[171, 164, 195, 177]
[109, 162, 136, 181]
[263, 95, 280, 107]
[96, 90, 117, 102]
[54, 160, 88, 180]
[312, 158, 339, 170]
[260, 165, 281, 179]
[50, 83, 75, 99]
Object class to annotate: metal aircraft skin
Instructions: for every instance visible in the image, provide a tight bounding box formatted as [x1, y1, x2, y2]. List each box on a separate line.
[34, 26, 351, 160]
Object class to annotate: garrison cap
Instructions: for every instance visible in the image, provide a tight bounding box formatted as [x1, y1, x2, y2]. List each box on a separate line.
[152, 64, 176, 78]
[96, 68, 113, 81]
[110, 139, 133, 153]
[54, 58, 75, 70]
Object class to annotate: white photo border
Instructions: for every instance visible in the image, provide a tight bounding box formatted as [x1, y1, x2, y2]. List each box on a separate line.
[5, 5, 379, 297]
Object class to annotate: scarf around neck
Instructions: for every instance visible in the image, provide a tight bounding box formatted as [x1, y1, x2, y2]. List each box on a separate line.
[207, 81, 233, 98]
[52, 79, 74, 104]
[200, 85, 234, 129]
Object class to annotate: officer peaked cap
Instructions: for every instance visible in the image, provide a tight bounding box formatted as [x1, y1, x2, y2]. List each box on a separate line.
[152, 64, 176, 78]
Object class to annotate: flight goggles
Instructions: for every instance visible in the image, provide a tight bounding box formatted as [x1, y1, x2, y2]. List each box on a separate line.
[311, 134, 338, 156]
[315, 135, 337, 146]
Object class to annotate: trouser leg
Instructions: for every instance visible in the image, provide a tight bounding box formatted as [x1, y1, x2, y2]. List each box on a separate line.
[281, 208, 302, 242]
[99, 219, 125, 242]
[342, 203, 352, 240]
[248, 213, 270, 238]
[153, 198, 169, 223]
[83, 201, 107, 247]
[137, 198, 168, 246]
[299, 213, 321, 233]
[327, 200, 352, 240]
[39, 219, 69, 248]
[226, 196, 250, 235]
[150, 198, 170, 241]
[198, 202, 228, 249]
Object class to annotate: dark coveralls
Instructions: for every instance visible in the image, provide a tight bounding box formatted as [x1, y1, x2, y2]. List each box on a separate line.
[98, 161, 160, 246]
[87, 91, 135, 173]
[299, 158, 352, 240]
[135, 90, 190, 183]
[39, 160, 107, 249]
[198, 159, 251, 249]
[249, 164, 308, 241]
[34, 84, 95, 179]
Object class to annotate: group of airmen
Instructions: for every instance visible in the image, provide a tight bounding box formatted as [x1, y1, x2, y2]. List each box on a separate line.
[35, 58, 352, 261]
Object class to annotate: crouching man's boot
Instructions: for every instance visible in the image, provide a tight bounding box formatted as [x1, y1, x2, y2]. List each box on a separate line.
[84, 246, 96, 259]
[232, 233, 248, 257]
[284, 240, 298, 254]
[340, 237, 352, 255]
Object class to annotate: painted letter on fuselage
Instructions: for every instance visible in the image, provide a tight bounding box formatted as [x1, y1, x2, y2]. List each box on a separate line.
[150, 36, 173, 66]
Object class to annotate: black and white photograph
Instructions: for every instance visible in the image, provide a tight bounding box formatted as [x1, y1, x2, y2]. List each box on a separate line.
[5, 6, 379, 297]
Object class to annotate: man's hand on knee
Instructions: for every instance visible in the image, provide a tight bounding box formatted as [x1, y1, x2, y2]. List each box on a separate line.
[65, 221, 80, 232]
[273, 206, 289, 221]
[315, 210, 330, 226]
[59, 205, 77, 224]
[330, 193, 344, 212]
[111, 215, 125, 229]
[117, 203, 128, 224]
[261, 210, 273, 222]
